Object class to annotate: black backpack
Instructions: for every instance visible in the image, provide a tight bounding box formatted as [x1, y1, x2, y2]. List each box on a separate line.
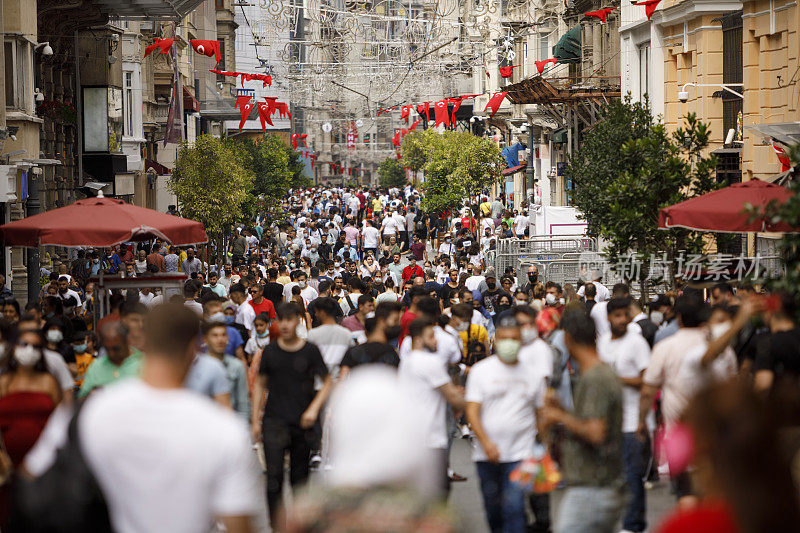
[636, 318, 658, 348]
[9, 401, 112, 532]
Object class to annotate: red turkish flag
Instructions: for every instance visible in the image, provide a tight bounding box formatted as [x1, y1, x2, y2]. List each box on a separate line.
[409, 118, 422, 131]
[773, 142, 792, 172]
[417, 102, 430, 122]
[144, 38, 174, 58]
[534, 58, 558, 74]
[631, 0, 662, 20]
[434, 100, 450, 128]
[484, 92, 507, 117]
[238, 102, 255, 131]
[257, 101, 272, 130]
[391, 130, 401, 148]
[583, 7, 617, 23]
[498, 65, 520, 78]
[449, 97, 465, 125]
[235, 95, 252, 111]
[401, 105, 413, 123]
[190, 39, 221, 64]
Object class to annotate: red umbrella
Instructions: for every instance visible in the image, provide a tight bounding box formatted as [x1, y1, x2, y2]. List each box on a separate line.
[658, 179, 797, 233]
[0, 193, 207, 247]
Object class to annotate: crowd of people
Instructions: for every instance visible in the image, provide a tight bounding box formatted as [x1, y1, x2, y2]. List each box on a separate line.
[0, 184, 797, 533]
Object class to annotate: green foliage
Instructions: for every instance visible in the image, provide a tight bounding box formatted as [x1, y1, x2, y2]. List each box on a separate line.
[401, 129, 503, 213]
[226, 135, 310, 223]
[170, 134, 253, 243]
[377, 157, 407, 188]
[568, 97, 720, 294]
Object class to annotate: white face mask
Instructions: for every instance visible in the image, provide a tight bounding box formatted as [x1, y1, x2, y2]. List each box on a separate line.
[514, 299, 528, 306]
[455, 321, 469, 332]
[209, 311, 226, 323]
[14, 344, 41, 367]
[650, 310, 664, 326]
[545, 293, 557, 305]
[298, 281, 307, 289]
[46, 329, 63, 344]
[365, 311, 375, 319]
[521, 328, 538, 345]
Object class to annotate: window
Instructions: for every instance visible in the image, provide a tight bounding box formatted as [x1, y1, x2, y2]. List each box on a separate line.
[539, 33, 549, 61]
[722, 12, 743, 140]
[4, 40, 32, 110]
[638, 43, 650, 100]
[124, 72, 134, 136]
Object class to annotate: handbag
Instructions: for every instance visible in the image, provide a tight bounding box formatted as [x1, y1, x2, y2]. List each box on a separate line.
[8, 401, 113, 533]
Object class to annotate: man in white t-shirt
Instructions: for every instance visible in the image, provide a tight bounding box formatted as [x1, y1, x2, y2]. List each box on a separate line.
[578, 276, 611, 302]
[590, 282, 630, 338]
[398, 317, 465, 496]
[24, 304, 261, 533]
[361, 221, 381, 256]
[465, 267, 486, 292]
[597, 297, 650, 533]
[466, 316, 546, 532]
[229, 283, 256, 337]
[514, 210, 528, 238]
[380, 212, 399, 243]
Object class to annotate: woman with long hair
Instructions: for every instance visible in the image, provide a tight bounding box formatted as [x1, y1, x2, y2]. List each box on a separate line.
[0, 325, 61, 526]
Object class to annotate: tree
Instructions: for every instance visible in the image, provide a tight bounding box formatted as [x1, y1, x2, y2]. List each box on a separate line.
[401, 129, 503, 214]
[227, 135, 311, 223]
[170, 134, 253, 263]
[377, 157, 406, 188]
[568, 97, 720, 296]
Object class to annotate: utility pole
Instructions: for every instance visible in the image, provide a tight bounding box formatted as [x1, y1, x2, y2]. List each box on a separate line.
[26, 170, 40, 301]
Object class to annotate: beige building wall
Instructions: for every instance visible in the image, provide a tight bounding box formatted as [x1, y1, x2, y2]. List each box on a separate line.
[662, 15, 728, 150]
[742, 0, 799, 181]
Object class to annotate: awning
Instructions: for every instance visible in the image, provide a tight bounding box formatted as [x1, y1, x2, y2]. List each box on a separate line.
[502, 163, 527, 176]
[144, 159, 171, 175]
[183, 86, 199, 113]
[90, 0, 206, 20]
[554, 26, 582, 63]
[745, 122, 800, 146]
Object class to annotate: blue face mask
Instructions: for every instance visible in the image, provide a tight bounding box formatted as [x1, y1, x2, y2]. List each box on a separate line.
[73, 343, 87, 354]
[224, 315, 235, 325]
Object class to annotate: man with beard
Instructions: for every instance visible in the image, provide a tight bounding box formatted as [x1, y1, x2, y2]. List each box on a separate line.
[339, 301, 402, 379]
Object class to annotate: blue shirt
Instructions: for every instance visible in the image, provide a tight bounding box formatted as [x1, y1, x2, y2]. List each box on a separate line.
[225, 325, 244, 356]
[103, 254, 121, 274]
[184, 354, 231, 398]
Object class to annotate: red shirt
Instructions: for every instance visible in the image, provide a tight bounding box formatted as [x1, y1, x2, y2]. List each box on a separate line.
[399, 310, 418, 346]
[461, 216, 477, 229]
[356, 193, 366, 209]
[249, 297, 277, 319]
[402, 264, 424, 282]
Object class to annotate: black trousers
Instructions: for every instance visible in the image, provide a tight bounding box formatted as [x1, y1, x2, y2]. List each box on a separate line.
[262, 418, 316, 529]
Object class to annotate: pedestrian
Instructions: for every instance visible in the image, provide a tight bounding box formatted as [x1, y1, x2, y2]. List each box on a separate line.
[466, 315, 546, 533]
[541, 311, 624, 533]
[251, 302, 333, 530]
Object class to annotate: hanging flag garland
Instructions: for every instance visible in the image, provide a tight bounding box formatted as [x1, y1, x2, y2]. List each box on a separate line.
[583, 7, 617, 23]
[143, 38, 174, 58]
[400, 105, 414, 123]
[534, 58, 558, 74]
[631, 0, 662, 21]
[190, 39, 221, 64]
[210, 70, 272, 88]
[417, 102, 431, 122]
[772, 142, 792, 172]
[434, 100, 450, 128]
[291, 134, 308, 149]
[238, 101, 255, 132]
[409, 118, 422, 131]
[484, 92, 508, 117]
[498, 65, 520, 78]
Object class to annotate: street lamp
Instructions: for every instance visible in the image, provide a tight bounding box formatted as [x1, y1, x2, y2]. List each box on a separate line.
[678, 82, 743, 102]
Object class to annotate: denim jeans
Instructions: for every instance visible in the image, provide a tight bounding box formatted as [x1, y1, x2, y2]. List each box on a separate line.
[475, 461, 526, 533]
[622, 432, 647, 532]
[556, 485, 624, 533]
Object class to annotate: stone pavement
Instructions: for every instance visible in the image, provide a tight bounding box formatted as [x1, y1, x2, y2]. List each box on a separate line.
[448, 438, 675, 533]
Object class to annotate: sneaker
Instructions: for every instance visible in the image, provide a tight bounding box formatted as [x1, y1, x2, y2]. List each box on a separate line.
[309, 453, 322, 470]
[448, 471, 468, 482]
